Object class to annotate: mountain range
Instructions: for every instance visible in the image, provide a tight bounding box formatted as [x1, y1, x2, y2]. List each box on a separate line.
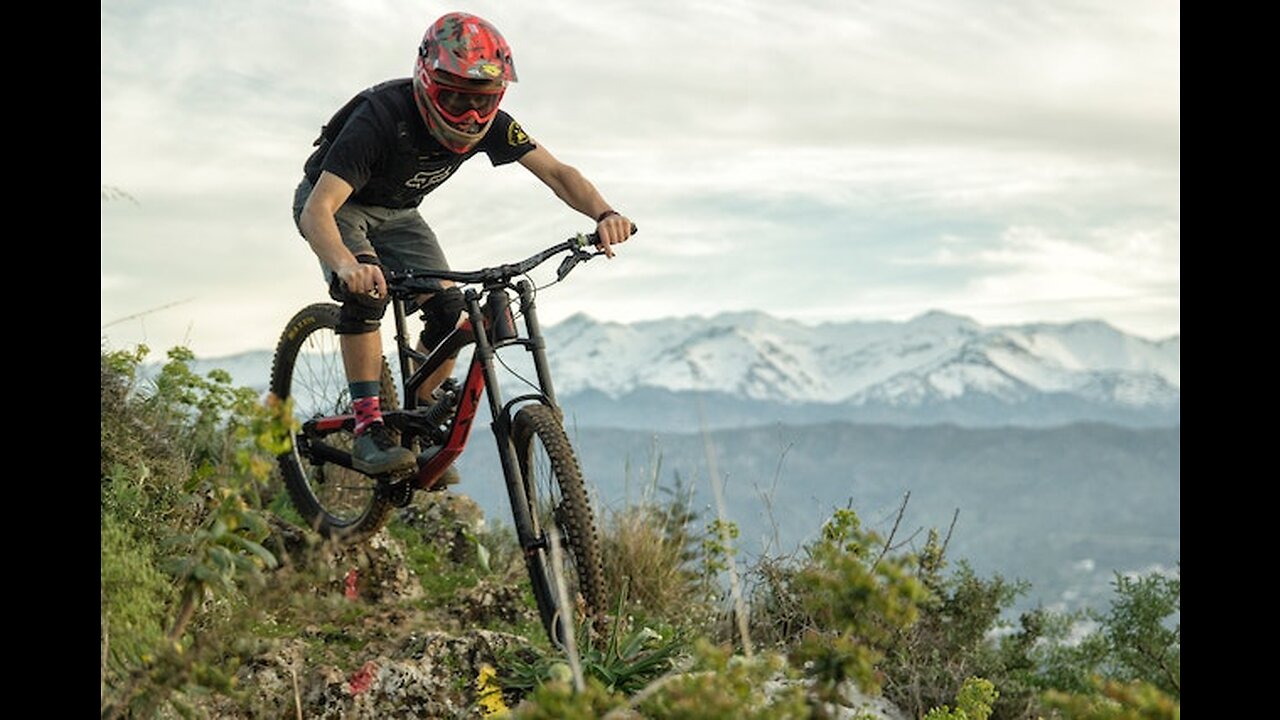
[177, 309, 1180, 431]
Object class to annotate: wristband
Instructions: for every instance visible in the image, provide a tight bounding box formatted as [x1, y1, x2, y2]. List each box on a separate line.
[595, 209, 620, 223]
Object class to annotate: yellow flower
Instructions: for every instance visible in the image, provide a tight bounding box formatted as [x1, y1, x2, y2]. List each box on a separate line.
[475, 663, 509, 717]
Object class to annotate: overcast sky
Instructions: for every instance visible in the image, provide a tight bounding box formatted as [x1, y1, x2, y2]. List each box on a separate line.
[101, 0, 1179, 360]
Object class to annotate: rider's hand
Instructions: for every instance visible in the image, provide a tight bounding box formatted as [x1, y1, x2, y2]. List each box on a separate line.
[336, 259, 388, 298]
[594, 211, 634, 259]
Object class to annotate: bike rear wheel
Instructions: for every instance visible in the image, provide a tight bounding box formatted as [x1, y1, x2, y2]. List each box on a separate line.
[511, 403, 607, 647]
[271, 302, 398, 545]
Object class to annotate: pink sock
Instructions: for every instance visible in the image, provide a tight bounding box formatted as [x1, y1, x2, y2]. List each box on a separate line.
[353, 396, 382, 435]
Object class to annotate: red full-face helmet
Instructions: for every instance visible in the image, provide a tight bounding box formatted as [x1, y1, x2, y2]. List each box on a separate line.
[413, 12, 518, 153]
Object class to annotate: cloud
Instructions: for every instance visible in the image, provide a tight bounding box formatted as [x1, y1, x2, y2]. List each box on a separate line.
[101, 0, 1178, 357]
[884, 221, 1179, 339]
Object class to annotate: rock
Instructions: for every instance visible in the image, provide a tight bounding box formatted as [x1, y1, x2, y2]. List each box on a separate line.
[760, 678, 911, 720]
[302, 629, 529, 719]
[835, 680, 912, 720]
[396, 491, 488, 567]
[268, 523, 424, 605]
[325, 528, 424, 605]
[450, 579, 531, 626]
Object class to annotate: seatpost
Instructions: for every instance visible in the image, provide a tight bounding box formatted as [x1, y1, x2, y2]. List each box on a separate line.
[390, 297, 417, 408]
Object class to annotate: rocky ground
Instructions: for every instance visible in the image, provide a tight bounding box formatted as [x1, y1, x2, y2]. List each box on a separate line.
[197, 492, 543, 719]
[190, 490, 911, 719]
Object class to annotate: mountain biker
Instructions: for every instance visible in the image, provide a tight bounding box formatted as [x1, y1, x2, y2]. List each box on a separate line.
[292, 11, 634, 476]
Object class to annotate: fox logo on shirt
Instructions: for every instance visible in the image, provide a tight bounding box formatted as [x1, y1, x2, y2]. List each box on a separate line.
[405, 165, 456, 190]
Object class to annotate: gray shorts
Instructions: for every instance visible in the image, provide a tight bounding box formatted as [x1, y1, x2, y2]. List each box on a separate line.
[292, 176, 450, 286]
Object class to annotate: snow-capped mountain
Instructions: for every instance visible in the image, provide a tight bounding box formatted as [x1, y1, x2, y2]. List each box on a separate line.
[161, 309, 1180, 430]
[545, 310, 1178, 408]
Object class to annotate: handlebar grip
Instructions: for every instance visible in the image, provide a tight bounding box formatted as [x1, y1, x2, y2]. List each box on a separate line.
[585, 223, 639, 246]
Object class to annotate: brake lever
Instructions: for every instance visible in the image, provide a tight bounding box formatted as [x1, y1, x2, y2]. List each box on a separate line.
[558, 225, 637, 280]
[556, 253, 579, 281]
[557, 247, 597, 280]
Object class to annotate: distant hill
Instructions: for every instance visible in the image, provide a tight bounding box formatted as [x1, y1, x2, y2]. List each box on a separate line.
[454, 420, 1180, 618]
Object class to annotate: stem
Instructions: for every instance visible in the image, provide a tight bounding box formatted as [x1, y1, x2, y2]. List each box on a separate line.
[696, 394, 752, 658]
[167, 587, 201, 643]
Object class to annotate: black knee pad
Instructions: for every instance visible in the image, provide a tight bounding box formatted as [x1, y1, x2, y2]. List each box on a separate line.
[331, 255, 391, 335]
[336, 293, 390, 335]
[418, 286, 465, 352]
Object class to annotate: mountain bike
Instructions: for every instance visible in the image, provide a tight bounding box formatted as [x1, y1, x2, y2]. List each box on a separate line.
[268, 228, 632, 647]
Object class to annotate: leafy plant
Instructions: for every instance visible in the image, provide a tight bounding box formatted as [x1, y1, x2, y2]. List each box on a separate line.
[923, 676, 998, 720]
[881, 526, 1033, 718]
[500, 596, 690, 698]
[100, 345, 293, 718]
[1042, 678, 1180, 720]
[507, 675, 626, 719]
[768, 508, 928, 698]
[632, 640, 810, 720]
[1095, 569, 1180, 696]
[1036, 567, 1180, 718]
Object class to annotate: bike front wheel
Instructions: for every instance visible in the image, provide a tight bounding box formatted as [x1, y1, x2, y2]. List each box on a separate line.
[511, 403, 607, 647]
[270, 302, 398, 545]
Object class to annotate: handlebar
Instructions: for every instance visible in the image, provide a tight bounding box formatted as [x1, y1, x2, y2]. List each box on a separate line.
[383, 225, 637, 296]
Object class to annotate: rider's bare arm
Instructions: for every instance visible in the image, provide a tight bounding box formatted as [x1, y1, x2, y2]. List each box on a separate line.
[518, 145, 633, 258]
[300, 170, 388, 296]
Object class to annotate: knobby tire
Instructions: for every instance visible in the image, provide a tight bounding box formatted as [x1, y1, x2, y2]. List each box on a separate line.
[270, 303, 399, 545]
[511, 403, 607, 647]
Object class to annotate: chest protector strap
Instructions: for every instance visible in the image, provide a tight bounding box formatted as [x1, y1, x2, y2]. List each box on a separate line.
[313, 78, 414, 147]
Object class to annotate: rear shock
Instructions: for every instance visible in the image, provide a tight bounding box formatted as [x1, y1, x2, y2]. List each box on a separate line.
[420, 378, 460, 438]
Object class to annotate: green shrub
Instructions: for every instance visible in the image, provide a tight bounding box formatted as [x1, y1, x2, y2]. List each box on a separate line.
[880, 527, 1033, 718]
[1095, 569, 1179, 697]
[101, 513, 172, 672]
[508, 675, 626, 719]
[748, 508, 928, 699]
[923, 676, 998, 720]
[1036, 566, 1180, 718]
[100, 345, 290, 718]
[1042, 678, 1180, 719]
[633, 640, 810, 720]
[599, 476, 718, 636]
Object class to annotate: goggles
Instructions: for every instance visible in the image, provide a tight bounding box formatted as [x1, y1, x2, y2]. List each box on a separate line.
[427, 77, 505, 124]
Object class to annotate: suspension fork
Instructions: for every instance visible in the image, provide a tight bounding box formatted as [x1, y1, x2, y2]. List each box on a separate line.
[465, 288, 542, 551]
[516, 279, 559, 412]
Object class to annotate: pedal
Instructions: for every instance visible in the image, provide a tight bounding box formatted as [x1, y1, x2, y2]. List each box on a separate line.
[435, 465, 461, 488]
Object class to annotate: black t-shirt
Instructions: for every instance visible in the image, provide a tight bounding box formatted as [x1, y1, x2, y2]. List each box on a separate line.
[303, 78, 537, 209]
